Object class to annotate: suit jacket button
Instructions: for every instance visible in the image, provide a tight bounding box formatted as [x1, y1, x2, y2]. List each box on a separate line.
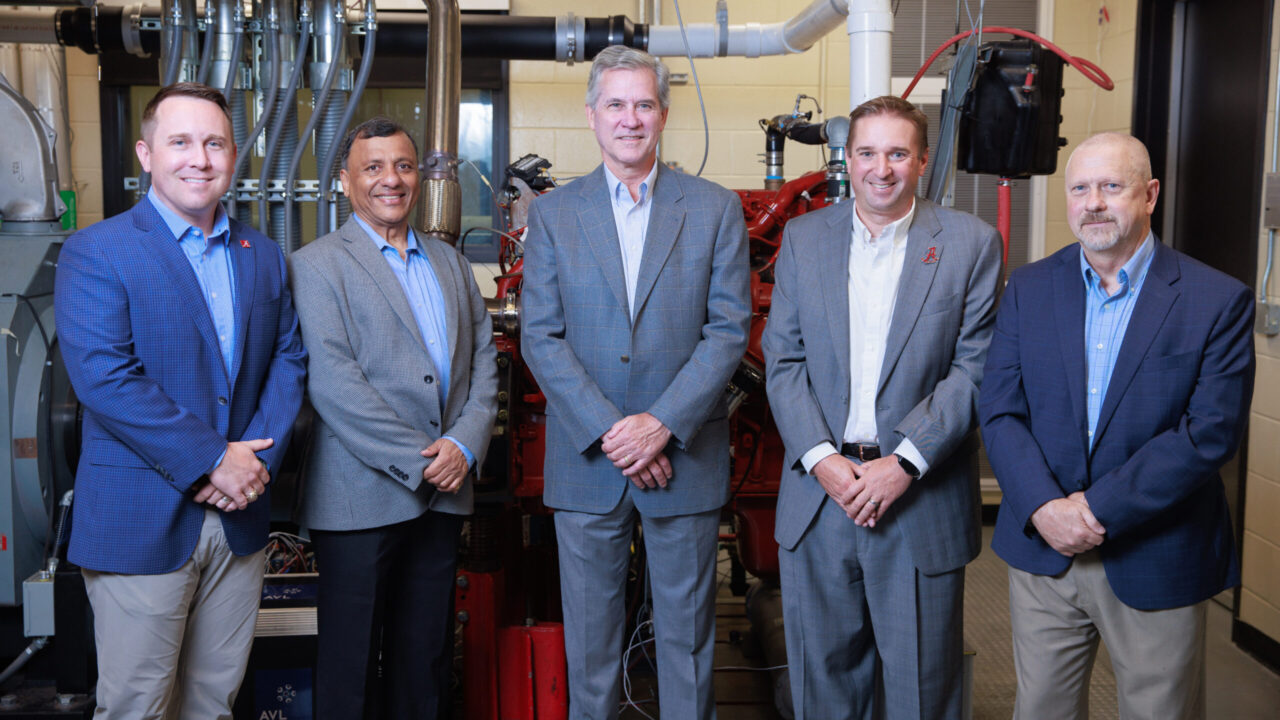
[217, 396, 228, 405]
[620, 355, 630, 363]
[424, 375, 434, 384]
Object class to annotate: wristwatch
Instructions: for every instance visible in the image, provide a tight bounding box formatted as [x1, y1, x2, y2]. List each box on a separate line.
[894, 453, 920, 480]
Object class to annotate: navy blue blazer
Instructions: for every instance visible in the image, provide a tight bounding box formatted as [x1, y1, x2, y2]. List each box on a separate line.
[55, 196, 307, 574]
[980, 239, 1253, 610]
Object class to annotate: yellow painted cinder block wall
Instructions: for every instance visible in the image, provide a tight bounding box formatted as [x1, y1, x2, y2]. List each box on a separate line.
[1240, 0, 1280, 649]
[65, 48, 103, 228]
[1044, 0, 1137, 256]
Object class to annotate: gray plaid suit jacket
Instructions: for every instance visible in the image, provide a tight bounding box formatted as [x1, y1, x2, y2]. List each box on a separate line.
[763, 198, 1003, 574]
[521, 163, 751, 517]
[290, 218, 498, 530]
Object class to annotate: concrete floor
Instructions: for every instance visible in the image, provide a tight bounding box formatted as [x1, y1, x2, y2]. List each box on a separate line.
[618, 523, 1280, 719]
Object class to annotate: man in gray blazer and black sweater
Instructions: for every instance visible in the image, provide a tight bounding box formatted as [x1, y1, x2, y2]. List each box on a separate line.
[763, 96, 1003, 720]
[290, 117, 498, 719]
[522, 46, 750, 719]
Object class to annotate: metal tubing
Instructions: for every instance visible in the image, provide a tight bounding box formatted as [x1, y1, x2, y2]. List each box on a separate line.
[421, 0, 461, 245]
[318, 0, 375, 237]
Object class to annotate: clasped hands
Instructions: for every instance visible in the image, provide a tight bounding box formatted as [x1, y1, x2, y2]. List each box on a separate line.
[601, 412, 674, 490]
[421, 437, 468, 494]
[1030, 492, 1106, 557]
[194, 438, 272, 511]
[812, 453, 913, 528]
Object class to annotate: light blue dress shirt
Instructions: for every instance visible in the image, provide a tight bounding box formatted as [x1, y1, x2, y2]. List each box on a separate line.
[149, 188, 237, 379]
[603, 161, 658, 318]
[353, 214, 474, 467]
[1081, 233, 1156, 448]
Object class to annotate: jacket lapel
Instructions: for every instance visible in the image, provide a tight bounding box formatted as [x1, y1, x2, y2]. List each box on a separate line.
[576, 166, 631, 317]
[133, 198, 224, 373]
[1092, 239, 1179, 446]
[228, 219, 258, 383]
[1052, 247, 1090, 452]
[820, 204, 853, 389]
[340, 219, 430, 352]
[878, 200, 943, 394]
[632, 165, 685, 319]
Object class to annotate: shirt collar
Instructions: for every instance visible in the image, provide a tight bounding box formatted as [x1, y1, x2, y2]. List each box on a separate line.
[352, 213, 420, 256]
[1080, 231, 1156, 294]
[148, 187, 229, 245]
[851, 198, 916, 249]
[603, 160, 659, 207]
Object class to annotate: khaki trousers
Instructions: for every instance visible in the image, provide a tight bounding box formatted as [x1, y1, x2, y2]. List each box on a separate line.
[84, 509, 265, 720]
[1008, 551, 1206, 720]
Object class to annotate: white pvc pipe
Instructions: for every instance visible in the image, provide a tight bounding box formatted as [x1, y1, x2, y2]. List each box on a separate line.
[645, 0, 847, 58]
[848, 0, 893, 109]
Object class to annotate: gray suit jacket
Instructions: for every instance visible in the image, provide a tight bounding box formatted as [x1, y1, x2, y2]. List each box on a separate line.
[290, 218, 498, 530]
[763, 198, 1003, 574]
[521, 163, 751, 517]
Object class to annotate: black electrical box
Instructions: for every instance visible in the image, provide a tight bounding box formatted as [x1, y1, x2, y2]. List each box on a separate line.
[958, 39, 1066, 177]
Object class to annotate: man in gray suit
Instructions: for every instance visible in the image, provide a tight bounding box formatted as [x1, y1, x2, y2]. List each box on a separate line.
[521, 46, 750, 719]
[290, 116, 498, 719]
[762, 95, 1003, 720]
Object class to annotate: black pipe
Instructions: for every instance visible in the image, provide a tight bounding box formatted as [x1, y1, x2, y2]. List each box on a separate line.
[51, 9, 649, 60]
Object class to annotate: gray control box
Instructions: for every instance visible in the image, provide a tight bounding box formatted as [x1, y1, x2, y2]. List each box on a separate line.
[22, 571, 55, 637]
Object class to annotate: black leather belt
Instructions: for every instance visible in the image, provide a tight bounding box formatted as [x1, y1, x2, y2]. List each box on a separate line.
[840, 442, 881, 461]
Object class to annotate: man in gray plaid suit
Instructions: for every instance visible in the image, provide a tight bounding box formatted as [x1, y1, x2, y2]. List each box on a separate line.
[763, 95, 1003, 720]
[521, 46, 750, 719]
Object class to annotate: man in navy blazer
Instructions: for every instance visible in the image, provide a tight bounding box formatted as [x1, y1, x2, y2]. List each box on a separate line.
[55, 83, 306, 718]
[521, 46, 750, 719]
[981, 132, 1254, 719]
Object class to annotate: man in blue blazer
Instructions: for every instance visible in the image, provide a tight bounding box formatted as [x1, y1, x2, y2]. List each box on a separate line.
[981, 132, 1254, 719]
[55, 83, 306, 718]
[521, 46, 750, 719]
[763, 96, 1002, 720]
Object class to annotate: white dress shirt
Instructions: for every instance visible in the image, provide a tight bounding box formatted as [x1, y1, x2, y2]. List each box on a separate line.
[800, 201, 930, 477]
[603, 161, 659, 318]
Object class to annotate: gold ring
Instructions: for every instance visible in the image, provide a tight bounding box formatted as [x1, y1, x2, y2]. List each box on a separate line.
[246, 490, 259, 502]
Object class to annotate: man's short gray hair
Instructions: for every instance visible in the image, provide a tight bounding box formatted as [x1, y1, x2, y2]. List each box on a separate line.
[585, 45, 671, 110]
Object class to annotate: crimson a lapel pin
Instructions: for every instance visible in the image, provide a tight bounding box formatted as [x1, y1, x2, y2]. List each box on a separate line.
[921, 246, 938, 264]
[240, 238, 252, 249]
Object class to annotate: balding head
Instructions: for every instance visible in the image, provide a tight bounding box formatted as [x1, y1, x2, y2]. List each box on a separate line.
[1064, 132, 1160, 259]
[1067, 132, 1153, 185]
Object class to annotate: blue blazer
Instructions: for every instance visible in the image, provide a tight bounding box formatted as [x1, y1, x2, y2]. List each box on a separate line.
[981, 240, 1253, 610]
[55, 196, 307, 574]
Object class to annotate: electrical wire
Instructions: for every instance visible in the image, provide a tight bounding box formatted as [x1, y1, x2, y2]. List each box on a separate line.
[196, 1, 216, 85]
[671, 0, 710, 176]
[901, 26, 1115, 101]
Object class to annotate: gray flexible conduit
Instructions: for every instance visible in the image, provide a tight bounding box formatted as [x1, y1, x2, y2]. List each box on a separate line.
[316, 1, 376, 237]
[284, 13, 345, 257]
[259, 8, 312, 245]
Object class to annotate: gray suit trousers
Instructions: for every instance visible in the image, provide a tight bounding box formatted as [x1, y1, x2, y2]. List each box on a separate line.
[555, 487, 720, 720]
[780, 496, 964, 720]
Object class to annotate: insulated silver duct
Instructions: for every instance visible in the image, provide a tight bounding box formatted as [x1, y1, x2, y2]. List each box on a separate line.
[421, 0, 461, 246]
[0, 71, 65, 227]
